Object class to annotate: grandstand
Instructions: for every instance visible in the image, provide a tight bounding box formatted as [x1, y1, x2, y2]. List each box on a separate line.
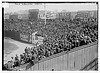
[3, 8, 98, 71]
[10, 41, 98, 71]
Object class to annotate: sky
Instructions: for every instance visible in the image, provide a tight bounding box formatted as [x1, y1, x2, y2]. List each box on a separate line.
[3, 3, 98, 13]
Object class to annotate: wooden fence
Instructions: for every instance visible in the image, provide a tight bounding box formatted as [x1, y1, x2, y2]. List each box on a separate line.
[26, 42, 98, 71]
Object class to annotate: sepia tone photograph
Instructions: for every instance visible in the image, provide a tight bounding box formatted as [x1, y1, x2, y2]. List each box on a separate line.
[2, 2, 98, 71]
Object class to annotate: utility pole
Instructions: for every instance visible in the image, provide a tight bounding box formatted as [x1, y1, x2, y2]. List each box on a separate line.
[44, 3, 46, 26]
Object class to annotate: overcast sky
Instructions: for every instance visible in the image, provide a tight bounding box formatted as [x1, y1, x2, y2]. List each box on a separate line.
[3, 3, 97, 13]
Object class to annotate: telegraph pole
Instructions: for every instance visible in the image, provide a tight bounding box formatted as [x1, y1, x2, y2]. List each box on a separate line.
[44, 3, 46, 26]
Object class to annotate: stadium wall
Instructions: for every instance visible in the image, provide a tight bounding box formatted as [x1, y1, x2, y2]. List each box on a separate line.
[26, 42, 98, 71]
[4, 30, 20, 41]
[4, 30, 32, 44]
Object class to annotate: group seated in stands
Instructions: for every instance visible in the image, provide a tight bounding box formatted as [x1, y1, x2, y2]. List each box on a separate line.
[4, 14, 98, 70]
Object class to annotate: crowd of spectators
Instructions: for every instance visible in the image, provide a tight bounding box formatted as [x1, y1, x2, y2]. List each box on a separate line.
[4, 11, 98, 70]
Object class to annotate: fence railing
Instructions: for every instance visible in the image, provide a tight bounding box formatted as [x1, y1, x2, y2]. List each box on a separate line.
[25, 41, 98, 71]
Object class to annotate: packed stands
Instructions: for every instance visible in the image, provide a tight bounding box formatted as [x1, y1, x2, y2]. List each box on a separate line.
[4, 10, 98, 70]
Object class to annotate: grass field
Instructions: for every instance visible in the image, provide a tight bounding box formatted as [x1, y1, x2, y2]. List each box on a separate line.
[4, 38, 35, 64]
[4, 39, 19, 57]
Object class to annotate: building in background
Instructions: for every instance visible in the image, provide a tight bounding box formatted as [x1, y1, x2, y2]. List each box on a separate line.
[70, 12, 77, 20]
[93, 10, 98, 18]
[9, 12, 18, 21]
[4, 13, 10, 19]
[39, 10, 57, 19]
[46, 11, 57, 19]
[75, 11, 91, 20]
[18, 10, 29, 20]
[39, 10, 45, 19]
[57, 11, 71, 21]
[28, 9, 39, 21]
[75, 10, 97, 22]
